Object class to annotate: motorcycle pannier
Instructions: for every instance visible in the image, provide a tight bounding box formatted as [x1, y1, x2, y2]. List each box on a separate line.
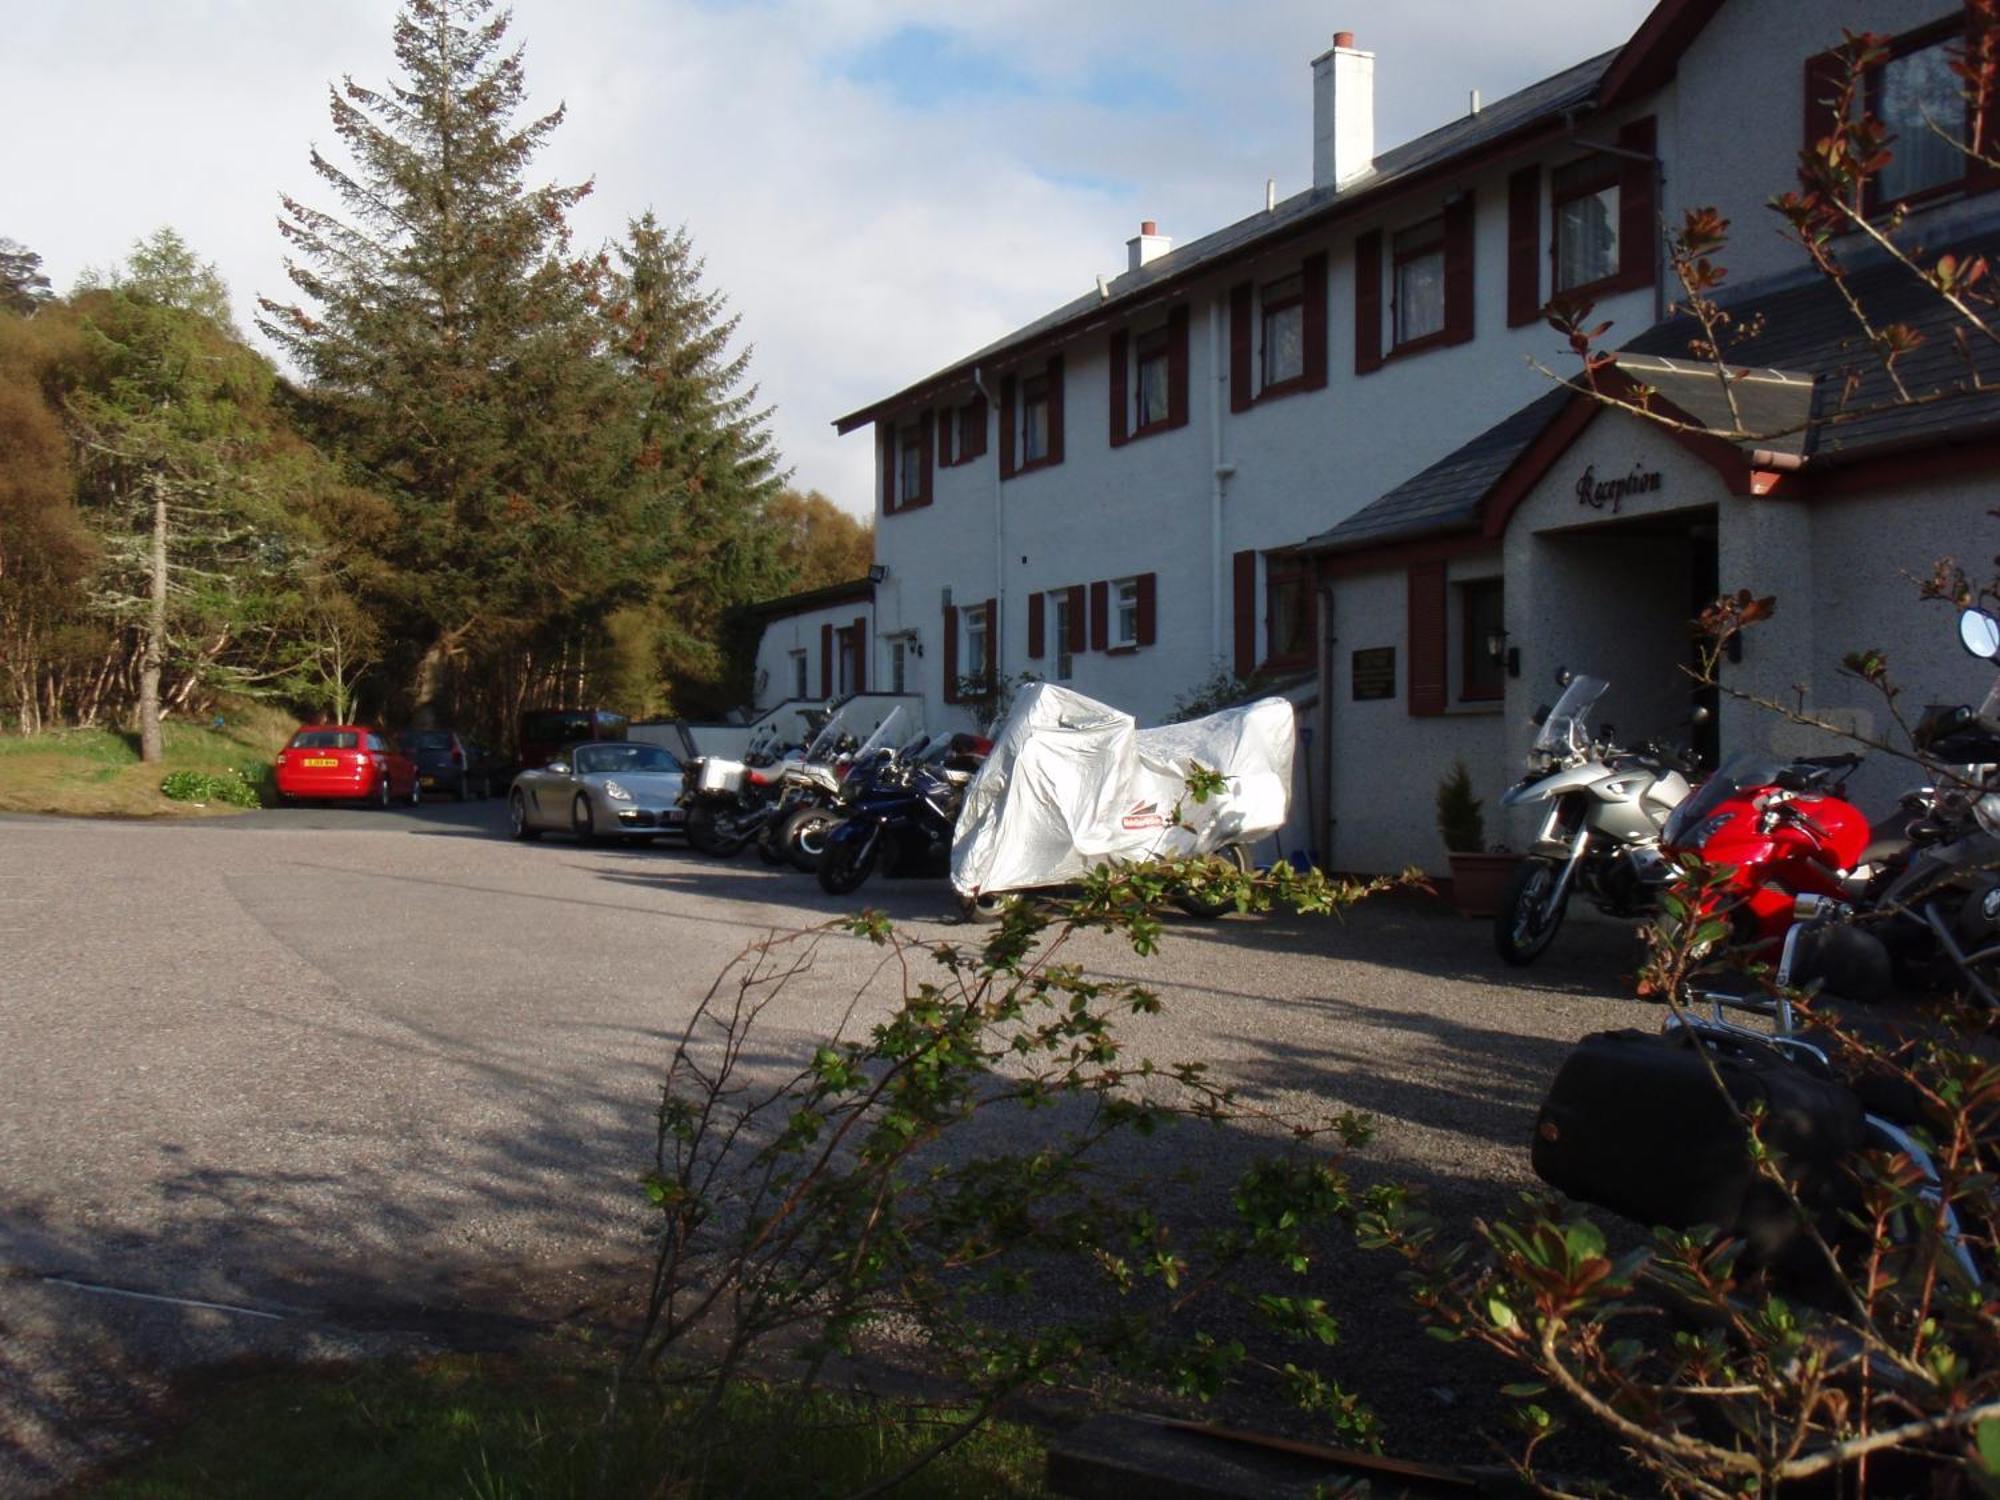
[1532, 1028, 1865, 1270]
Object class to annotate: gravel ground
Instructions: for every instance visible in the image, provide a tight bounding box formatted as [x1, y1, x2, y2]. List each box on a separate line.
[0, 801, 1655, 1494]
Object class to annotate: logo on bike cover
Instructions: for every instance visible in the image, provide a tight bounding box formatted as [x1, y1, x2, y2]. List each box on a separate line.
[1121, 800, 1166, 831]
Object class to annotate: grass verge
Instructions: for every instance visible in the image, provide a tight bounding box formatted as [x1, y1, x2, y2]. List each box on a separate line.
[0, 704, 296, 818]
[81, 1353, 1047, 1499]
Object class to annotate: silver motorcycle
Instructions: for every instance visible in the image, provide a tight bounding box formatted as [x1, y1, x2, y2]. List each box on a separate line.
[1494, 674, 1693, 965]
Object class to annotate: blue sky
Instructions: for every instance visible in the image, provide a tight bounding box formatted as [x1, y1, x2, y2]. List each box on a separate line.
[3, 0, 1660, 511]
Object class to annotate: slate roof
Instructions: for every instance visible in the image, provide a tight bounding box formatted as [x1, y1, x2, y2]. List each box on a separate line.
[832, 49, 1617, 433]
[1295, 226, 2000, 556]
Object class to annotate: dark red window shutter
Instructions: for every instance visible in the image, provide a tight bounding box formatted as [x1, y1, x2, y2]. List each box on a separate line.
[1232, 550, 1257, 677]
[1108, 329, 1129, 448]
[916, 408, 934, 503]
[820, 622, 834, 698]
[1443, 194, 1476, 346]
[878, 421, 895, 513]
[1089, 580, 1109, 652]
[1136, 572, 1157, 647]
[1228, 282, 1253, 412]
[1803, 48, 1845, 160]
[936, 408, 954, 468]
[1027, 591, 1045, 658]
[1045, 355, 1065, 465]
[1506, 166, 1542, 327]
[1302, 251, 1329, 389]
[982, 597, 998, 691]
[1166, 303, 1190, 428]
[1353, 230, 1384, 374]
[850, 616, 867, 692]
[1065, 585, 1086, 652]
[1407, 562, 1447, 717]
[1617, 116, 1657, 290]
[999, 376, 1017, 478]
[963, 392, 989, 460]
[941, 604, 959, 703]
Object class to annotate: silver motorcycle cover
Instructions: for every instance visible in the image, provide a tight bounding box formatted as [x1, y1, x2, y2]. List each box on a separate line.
[950, 683, 1295, 897]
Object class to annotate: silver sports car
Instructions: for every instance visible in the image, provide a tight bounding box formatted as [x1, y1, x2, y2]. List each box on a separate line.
[508, 740, 686, 843]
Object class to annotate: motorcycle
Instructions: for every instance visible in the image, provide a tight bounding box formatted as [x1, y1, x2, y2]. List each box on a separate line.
[763, 707, 914, 872]
[680, 712, 843, 859]
[816, 733, 991, 897]
[1494, 673, 1696, 965]
[1858, 606, 2000, 1010]
[1657, 750, 1875, 950]
[1535, 891, 1984, 1288]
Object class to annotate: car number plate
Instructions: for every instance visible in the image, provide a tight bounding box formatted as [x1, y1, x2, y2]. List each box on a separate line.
[303, 757, 339, 767]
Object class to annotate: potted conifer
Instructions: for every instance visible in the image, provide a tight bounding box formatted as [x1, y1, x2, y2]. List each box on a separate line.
[1436, 760, 1515, 918]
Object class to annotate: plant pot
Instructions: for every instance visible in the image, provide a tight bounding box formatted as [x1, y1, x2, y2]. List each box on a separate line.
[1446, 851, 1517, 919]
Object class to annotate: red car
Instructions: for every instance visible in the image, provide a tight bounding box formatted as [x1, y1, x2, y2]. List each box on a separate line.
[273, 725, 421, 808]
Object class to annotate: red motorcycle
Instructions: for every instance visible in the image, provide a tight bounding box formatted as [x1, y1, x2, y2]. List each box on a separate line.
[1659, 753, 1876, 947]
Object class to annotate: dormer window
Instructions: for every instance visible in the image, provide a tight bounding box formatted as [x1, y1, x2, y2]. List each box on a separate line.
[1392, 217, 1446, 346]
[878, 414, 932, 515]
[1553, 155, 1620, 293]
[1261, 272, 1305, 387]
[898, 424, 925, 504]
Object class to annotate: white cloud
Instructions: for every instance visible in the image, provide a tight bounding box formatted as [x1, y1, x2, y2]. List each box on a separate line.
[1, 0, 1656, 514]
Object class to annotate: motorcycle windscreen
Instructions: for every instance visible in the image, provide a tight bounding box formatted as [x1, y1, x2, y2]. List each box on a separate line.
[1660, 751, 1788, 845]
[850, 705, 906, 766]
[1533, 675, 1610, 755]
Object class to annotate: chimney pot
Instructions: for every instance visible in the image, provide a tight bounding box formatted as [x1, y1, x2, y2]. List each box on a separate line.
[1141, 219, 1157, 236]
[1333, 30, 1354, 48]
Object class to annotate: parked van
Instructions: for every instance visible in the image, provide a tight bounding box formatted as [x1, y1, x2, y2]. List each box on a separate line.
[518, 707, 630, 770]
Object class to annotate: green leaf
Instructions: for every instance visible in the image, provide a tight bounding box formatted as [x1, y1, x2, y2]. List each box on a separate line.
[1977, 1418, 2000, 1475]
[1486, 1296, 1518, 1331]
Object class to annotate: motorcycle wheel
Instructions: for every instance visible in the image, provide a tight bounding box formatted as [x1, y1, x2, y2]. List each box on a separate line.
[1174, 844, 1251, 919]
[782, 807, 839, 872]
[963, 890, 1014, 924]
[1495, 856, 1568, 965]
[817, 829, 880, 896]
[684, 801, 721, 855]
[755, 818, 788, 865]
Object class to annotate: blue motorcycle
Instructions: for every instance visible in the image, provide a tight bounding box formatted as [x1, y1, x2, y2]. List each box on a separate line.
[815, 734, 988, 896]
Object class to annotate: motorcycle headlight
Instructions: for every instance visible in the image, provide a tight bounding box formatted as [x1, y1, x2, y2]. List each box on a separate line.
[602, 779, 634, 802]
[1975, 793, 2000, 838]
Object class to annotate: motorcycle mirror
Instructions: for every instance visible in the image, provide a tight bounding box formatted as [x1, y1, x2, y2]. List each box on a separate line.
[1555, 666, 1573, 687]
[1531, 704, 1551, 727]
[1959, 607, 2000, 660]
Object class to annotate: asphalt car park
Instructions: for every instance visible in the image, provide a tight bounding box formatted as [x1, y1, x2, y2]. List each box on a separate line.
[0, 803, 1645, 1493]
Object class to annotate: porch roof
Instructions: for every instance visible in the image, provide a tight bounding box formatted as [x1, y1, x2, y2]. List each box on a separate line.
[1293, 227, 2000, 558]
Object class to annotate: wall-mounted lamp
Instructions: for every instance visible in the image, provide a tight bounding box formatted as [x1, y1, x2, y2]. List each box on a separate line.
[868, 563, 888, 584]
[1485, 626, 1521, 679]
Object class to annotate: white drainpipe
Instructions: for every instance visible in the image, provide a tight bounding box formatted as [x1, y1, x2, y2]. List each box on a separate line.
[1208, 300, 1234, 664]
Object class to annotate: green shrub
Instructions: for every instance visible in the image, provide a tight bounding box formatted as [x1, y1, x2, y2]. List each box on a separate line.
[160, 767, 263, 808]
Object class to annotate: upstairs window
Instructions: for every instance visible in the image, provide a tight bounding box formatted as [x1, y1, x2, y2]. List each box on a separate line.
[1021, 375, 1050, 464]
[1392, 217, 1446, 347]
[937, 394, 989, 468]
[1134, 325, 1170, 429]
[1868, 26, 1971, 207]
[898, 424, 925, 505]
[1052, 593, 1074, 681]
[1553, 155, 1620, 293]
[1260, 272, 1305, 388]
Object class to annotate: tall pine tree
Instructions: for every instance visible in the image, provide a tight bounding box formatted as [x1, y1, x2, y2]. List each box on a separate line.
[258, 0, 626, 719]
[600, 211, 785, 715]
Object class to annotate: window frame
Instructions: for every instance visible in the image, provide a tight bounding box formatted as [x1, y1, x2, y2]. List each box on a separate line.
[1132, 324, 1172, 433]
[1111, 577, 1141, 651]
[1020, 375, 1051, 466]
[1863, 18, 1975, 214]
[1259, 271, 1306, 392]
[1459, 578, 1506, 704]
[1263, 557, 1316, 670]
[963, 604, 990, 681]
[1550, 154, 1623, 297]
[1052, 594, 1075, 681]
[889, 639, 908, 695]
[790, 650, 808, 699]
[1391, 216, 1449, 351]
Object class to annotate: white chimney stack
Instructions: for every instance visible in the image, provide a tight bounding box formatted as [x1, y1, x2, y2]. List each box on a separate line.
[1126, 220, 1172, 272]
[1312, 30, 1375, 192]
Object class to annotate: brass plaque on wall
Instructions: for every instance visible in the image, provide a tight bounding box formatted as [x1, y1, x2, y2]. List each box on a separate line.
[1352, 647, 1396, 701]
